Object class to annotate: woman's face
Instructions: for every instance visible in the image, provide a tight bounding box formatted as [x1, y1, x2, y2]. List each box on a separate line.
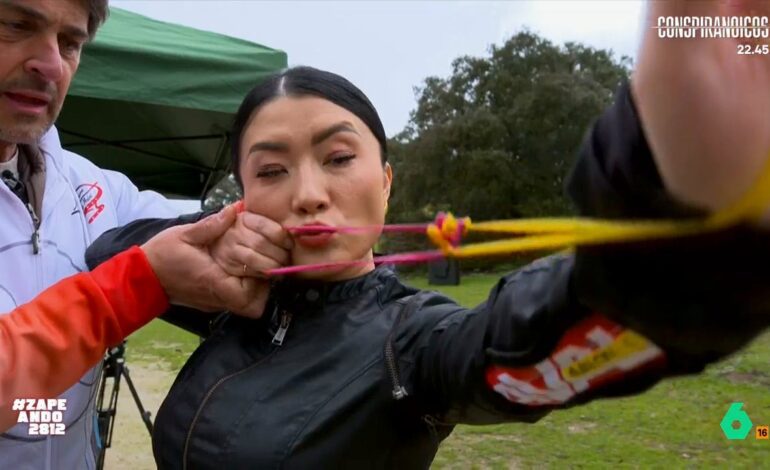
[238, 96, 392, 280]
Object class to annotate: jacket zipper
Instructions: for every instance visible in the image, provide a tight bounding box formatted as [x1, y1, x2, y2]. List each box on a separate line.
[384, 303, 409, 400]
[2, 180, 41, 254]
[181, 311, 292, 470]
[271, 311, 292, 346]
[384, 293, 429, 400]
[26, 201, 40, 254]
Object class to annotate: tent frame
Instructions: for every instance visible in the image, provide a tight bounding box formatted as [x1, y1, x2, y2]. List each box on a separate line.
[59, 128, 230, 201]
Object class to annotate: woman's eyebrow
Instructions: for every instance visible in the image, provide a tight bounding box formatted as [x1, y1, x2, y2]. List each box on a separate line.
[247, 122, 359, 156]
[311, 122, 359, 146]
[247, 141, 289, 156]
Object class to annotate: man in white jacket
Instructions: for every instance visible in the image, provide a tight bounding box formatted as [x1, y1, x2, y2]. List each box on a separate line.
[0, 1, 284, 468]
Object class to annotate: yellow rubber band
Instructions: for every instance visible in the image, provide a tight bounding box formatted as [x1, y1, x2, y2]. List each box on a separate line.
[425, 152, 770, 258]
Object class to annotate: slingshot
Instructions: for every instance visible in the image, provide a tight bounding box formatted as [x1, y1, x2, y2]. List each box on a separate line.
[267, 153, 770, 276]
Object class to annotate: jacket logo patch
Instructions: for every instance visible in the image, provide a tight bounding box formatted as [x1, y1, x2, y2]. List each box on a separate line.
[76, 182, 105, 224]
[486, 314, 666, 406]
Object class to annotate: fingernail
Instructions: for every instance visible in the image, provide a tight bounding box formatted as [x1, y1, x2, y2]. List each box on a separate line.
[234, 200, 245, 214]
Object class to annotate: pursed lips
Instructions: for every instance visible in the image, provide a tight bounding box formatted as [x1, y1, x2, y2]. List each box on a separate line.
[291, 223, 337, 248]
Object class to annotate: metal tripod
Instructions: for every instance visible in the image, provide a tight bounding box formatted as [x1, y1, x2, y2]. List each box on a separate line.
[95, 341, 153, 470]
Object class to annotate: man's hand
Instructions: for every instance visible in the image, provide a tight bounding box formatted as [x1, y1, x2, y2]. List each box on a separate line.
[633, 0, 770, 212]
[210, 210, 293, 278]
[140, 206, 271, 318]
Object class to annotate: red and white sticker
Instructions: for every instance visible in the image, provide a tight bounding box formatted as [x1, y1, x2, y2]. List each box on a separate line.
[486, 314, 666, 406]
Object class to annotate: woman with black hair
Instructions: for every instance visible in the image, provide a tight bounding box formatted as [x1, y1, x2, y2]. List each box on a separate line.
[86, 1, 770, 466]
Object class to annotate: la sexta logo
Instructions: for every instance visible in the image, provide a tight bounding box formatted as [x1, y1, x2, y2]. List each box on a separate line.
[76, 182, 105, 224]
[721, 402, 769, 441]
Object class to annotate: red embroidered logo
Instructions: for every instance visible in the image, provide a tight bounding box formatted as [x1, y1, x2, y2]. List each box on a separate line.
[76, 182, 105, 224]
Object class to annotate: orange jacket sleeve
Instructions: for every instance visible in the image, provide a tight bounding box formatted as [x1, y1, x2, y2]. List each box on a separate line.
[0, 246, 169, 431]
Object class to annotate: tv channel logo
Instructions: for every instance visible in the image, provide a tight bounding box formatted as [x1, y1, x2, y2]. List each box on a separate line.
[720, 402, 768, 440]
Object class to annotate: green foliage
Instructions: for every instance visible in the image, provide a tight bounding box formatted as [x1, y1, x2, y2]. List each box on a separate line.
[203, 173, 242, 211]
[388, 31, 631, 227]
[124, 319, 200, 370]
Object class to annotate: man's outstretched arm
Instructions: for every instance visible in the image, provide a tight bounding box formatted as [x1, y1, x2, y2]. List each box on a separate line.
[0, 205, 259, 431]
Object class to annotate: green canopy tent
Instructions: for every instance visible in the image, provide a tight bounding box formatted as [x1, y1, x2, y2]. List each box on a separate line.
[56, 8, 288, 199]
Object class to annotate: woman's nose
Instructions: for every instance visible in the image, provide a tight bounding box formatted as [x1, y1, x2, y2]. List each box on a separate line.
[292, 167, 330, 215]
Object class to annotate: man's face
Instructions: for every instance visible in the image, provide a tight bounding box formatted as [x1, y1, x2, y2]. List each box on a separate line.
[0, 0, 89, 145]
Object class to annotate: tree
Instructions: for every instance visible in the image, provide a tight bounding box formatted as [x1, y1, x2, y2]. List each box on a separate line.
[204, 173, 242, 210]
[388, 31, 631, 224]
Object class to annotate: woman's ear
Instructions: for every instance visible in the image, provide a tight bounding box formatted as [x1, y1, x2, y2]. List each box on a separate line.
[383, 163, 393, 202]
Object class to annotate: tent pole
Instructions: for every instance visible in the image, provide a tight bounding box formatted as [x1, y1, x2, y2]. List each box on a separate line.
[64, 133, 228, 147]
[59, 129, 213, 171]
[200, 134, 229, 205]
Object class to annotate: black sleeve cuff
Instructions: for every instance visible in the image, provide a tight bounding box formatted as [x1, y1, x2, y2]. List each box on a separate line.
[85, 211, 213, 270]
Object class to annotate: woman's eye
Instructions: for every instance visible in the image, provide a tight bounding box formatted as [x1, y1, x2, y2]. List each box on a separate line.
[256, 167, 287, 178]
[326, 154, 355, 167]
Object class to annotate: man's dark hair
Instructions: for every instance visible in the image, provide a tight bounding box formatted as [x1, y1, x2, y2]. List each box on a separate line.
[85, 0, 109, 39]
[231, 66, 388, 189]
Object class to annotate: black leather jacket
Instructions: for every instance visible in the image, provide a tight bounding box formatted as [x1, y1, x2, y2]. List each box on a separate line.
[85, 84, 769, 469]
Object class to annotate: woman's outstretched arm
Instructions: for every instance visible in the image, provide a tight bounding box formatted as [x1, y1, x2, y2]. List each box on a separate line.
[399, 81, 769, 425]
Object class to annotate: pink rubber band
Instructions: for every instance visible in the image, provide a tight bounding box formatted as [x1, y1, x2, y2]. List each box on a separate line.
[286, 224, 428, 235]
[268, 216, 461, 276]
[265, 250, 444, 276]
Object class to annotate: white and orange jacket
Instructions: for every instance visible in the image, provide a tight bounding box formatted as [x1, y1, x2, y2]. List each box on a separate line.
[0, 246, 168, 433]
[0, 127, 181, 470]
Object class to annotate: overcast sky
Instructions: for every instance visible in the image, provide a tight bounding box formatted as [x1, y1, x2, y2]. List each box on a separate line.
[112, 0, 646, 138]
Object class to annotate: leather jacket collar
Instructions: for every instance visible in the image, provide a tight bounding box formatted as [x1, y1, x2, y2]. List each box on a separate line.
[270, 264, 396, 315]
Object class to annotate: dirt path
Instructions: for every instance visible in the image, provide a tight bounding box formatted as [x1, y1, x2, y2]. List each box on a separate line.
[102, 361, 175, 470]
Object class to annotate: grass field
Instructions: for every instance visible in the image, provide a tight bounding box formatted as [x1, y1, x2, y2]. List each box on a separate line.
[123, 272, 770, 469]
